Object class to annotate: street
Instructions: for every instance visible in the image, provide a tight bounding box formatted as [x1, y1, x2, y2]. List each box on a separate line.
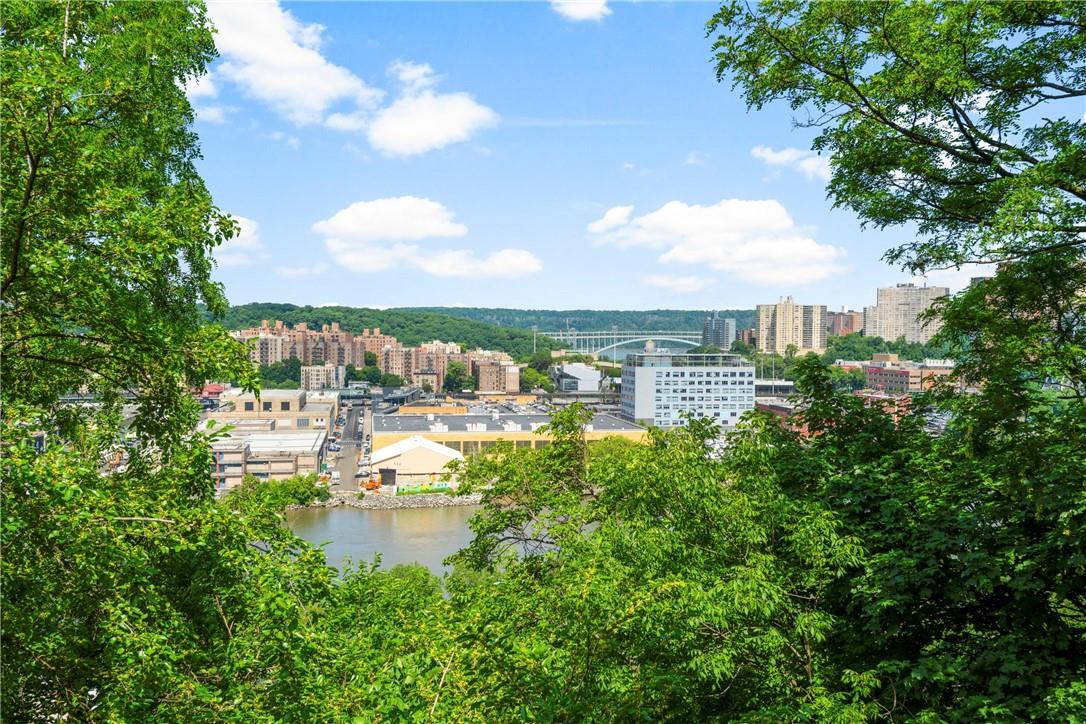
[332, 401, 367, 490]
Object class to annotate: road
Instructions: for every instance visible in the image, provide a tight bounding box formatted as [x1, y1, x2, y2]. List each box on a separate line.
[332, 401, 368, 491]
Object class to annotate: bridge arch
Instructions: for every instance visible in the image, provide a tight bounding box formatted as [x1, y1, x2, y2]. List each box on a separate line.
[594, 337, 701, 357]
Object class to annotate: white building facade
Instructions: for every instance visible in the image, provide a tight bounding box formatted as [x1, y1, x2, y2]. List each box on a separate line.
[620, 352, 756, 429]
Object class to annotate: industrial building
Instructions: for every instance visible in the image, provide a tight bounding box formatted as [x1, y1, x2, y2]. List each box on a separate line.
[208, 421, 327, 494]
[367, 435, 465, 486]
[206, 388, 338, 430]
[371, 412, 645, 454]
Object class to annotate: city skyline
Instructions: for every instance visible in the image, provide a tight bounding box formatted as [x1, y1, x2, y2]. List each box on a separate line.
[192, 1, 988, 312]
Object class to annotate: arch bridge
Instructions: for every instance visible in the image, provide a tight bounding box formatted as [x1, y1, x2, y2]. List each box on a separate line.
[542, 330, 702, 356]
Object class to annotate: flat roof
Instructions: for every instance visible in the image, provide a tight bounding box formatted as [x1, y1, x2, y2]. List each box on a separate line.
[373, 413, 642, 434]
[246, 430, 326, 454]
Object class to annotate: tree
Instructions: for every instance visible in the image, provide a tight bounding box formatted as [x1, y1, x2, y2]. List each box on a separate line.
[686, 344, 723, 354]
[711, 3, 1086, 717]
[1, 0, 255, 448]
[711, 1, 1085, 275]
[527, 351, 553, 373]
[443, 361, 473, 393]
[363, 351, 377, 367]
[379, 373, 404, 388]
[520, 366, 555, 393]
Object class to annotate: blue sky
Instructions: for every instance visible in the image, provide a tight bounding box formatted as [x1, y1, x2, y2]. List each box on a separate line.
[191, 0, 975, 312]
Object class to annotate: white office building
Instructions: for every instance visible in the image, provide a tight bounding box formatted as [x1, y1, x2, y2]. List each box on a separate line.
[620, 352, 756, 429]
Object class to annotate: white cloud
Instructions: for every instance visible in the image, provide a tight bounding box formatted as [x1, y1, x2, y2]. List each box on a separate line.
[643, 274, 711, 294]
[194, 105, 228, 124]
[206, 2, 495, 156]
[587, 205, 633, 233]
[206, 1, 382, 125]
[684, 151, 706, 166]
[365, 62, 498, 156]
[751, 145, 832, 181]
[589, 199, 844, 285]
[312, 196, 468, 242]
[315, 197, 541, 279]
[551, 0, 611, 22]
[276, 263, 328, 278]
[910, 262, 990, 293]
[216, 215, 268, 267]
[263, 130, 301, 149]
[414, 248, 542, 278]
[183, 72, 218, 100]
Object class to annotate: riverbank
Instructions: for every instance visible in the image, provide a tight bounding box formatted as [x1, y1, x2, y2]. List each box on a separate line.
[287, 491, 483, 512]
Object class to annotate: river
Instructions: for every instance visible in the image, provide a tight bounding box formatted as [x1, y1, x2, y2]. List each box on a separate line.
[286, 505, 479, 574]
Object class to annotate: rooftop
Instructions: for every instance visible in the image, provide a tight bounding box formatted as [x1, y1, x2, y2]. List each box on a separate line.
[373, 413, 642, 434]
[624, 352, 753, 368]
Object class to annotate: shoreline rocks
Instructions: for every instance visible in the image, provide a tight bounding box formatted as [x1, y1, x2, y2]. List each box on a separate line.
[287, 491, 482, 512]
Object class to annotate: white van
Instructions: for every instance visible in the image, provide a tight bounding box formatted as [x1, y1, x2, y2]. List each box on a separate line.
[331, 470, 341, 484]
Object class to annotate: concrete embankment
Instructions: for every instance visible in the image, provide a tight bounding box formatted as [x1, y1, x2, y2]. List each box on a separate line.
[287, 492, 482, 512]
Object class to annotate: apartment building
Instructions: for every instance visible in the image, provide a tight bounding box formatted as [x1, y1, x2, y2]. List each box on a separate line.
[231, 320, 400, 367]
[756, 297, 827, 355]
[827, 309, 864, 337]
[380, 345, 414, 379]
[863, 283, 949, 344]
[300, 363, 346, 391]
[620, 352, 756, 429]
[473, 361, 520, 394]
[702, 311, 737, 349]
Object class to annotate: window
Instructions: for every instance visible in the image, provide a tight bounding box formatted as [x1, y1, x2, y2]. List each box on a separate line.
[244, 401, 254, 411]
[280, 401, 290, 411]
[262, 401, 272, 412]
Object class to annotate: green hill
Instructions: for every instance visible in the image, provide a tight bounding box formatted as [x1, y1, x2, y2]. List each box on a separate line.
[396, 307, 758, 332]
[216, 303, 563, 360]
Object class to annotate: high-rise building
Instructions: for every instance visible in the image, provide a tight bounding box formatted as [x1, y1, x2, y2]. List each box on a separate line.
[620, 352, 755, 430]
[863, 283, 949, 343]
[702, 312, 737, 349]
[827, 309, 864, 337]
[756, 297, 827, 355]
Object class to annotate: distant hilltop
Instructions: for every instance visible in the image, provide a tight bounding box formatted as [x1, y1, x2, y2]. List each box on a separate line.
[398, 307, 757, 333]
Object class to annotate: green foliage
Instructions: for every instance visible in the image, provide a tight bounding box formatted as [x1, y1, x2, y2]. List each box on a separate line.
[363, 350, 378, 367]
[223, 473, 330, 513]
[442, 360, 473, 393]
[710, 0, 1085, 273]
[407, 306, 759, 332]
[218, 302, 563, 361]
[379, 372, 405, 387]
[520, 366, 555, 392]
[687, 343, 724, 354]
[710, 2, 1086, 718]
[257, 356, 301, 388]
[822, 333, 949, 364]
[1, 0, 256, 446]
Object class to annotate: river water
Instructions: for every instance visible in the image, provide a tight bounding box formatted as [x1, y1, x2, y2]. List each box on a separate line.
[286, 506, 479, 574]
